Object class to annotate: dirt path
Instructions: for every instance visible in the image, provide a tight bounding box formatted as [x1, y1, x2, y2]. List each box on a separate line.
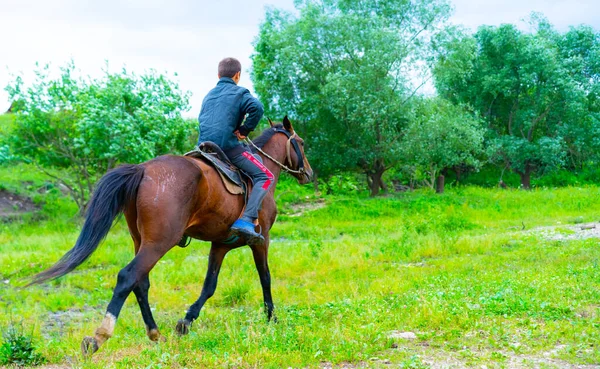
[529, 222, 600, 241]
[0, 189, 37, 218]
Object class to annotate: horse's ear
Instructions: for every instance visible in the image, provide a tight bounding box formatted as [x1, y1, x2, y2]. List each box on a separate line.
[283, 115, 294, 133]
[267, 117, 275, 127]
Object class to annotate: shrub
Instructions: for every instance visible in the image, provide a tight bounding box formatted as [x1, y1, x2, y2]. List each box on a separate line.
[0, 323, 46, 367]
[5, 62, 192, 212]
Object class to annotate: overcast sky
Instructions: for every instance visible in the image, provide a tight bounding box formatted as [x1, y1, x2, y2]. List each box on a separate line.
[1, 0, 598, 116]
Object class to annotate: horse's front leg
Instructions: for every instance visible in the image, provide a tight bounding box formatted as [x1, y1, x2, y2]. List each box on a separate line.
[176, 243, 232, 335]
[251, 237, 275, 322]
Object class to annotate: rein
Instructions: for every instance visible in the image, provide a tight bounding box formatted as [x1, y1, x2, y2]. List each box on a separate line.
[244, 128, 305, 175]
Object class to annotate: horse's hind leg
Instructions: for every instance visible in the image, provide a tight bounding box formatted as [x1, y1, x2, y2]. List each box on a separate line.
[125, 209, 162, 342]
[176, 243, 232, 335]
[81, 244, 171, 356]
[132, 275, 162, 341]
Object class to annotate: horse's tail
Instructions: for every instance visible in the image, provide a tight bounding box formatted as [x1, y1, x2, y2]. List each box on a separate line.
[28, 164, 145, 285]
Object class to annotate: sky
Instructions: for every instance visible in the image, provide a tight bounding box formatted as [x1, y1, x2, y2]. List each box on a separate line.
[1, 0, 599, 116]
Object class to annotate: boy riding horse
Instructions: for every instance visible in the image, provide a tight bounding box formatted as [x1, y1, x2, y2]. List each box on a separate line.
[197, 57, 272, 245]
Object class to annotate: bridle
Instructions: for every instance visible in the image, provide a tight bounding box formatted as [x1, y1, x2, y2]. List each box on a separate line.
[244, 127, 306, 175]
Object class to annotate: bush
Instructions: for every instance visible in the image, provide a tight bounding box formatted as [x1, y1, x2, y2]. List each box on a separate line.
[0, 323, 46, 367]
[322, 173, 364, 195]
[5, 62, 192, 211]
[0, 114, 19, 165]
[0, 144, 19, 165]
[533, 166, 600, 187]
[456, 165, 521, 188]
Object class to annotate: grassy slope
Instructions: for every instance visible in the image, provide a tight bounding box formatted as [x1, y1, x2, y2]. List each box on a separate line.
[0, 173, 599, 368]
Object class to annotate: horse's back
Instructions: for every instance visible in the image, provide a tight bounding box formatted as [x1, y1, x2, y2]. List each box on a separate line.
[134, 154, 244, 242]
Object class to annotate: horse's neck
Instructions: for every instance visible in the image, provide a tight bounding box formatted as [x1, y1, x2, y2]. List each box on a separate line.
[258, 140, 286, 188]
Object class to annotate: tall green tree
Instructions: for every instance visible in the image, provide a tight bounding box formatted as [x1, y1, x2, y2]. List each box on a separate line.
[402, 98, 484, 192]
[432, 16, 600, 188]
[252, 0, 451, 195]
[555, 25, 600, 168]
[5, 62, 192, 210]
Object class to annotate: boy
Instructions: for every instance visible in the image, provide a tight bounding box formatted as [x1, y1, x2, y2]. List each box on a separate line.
[197, 57, 273, 245]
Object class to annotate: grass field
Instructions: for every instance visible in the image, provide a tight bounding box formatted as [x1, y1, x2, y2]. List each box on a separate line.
[1, 168, 599, 368]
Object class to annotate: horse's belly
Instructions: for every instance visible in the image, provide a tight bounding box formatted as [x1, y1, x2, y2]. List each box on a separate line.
[185, 201, 243, 242]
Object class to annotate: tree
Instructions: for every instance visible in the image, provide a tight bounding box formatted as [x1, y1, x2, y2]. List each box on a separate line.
[401, 98, 484, 192]
[555, 25, 600, 168]
[432, 16, 600, 188]
[5, 62, 192, 211]
[252, 0, 451, 196]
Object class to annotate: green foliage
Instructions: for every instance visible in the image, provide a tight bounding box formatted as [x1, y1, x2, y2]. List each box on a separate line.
[533, 167, 600, 187]
[252, 0, 451, 195]
[450, 164, 521, 188]
[0, 113, 15, 135]
[321, 173, 364, 195]
[4, 62, 193, 210]
[450, 164, 600, 189]
[432, 16, 600, 188]
[0, 323, 46, 367]
[402, 98, 485, 188]
[0, 144, 17, 165]
[0, 114, 18, 165]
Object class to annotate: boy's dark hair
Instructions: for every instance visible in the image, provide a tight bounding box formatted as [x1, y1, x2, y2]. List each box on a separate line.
[218, 58, 242, 78]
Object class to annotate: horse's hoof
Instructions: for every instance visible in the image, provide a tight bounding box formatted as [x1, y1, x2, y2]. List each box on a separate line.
[147, 328, 166, 342]
[176, 319, 190, 336]
[81, 336, 99, 357]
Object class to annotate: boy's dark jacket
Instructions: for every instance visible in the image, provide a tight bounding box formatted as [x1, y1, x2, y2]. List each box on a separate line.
[197, 77, 264, 158]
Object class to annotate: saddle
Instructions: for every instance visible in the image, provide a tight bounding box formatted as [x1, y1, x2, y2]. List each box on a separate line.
[184, 142, 249, 195]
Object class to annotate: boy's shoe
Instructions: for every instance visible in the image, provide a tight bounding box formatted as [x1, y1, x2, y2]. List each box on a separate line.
[230, 219, 265, 246]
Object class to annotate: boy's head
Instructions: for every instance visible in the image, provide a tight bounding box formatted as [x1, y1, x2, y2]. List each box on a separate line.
[218, 57, 242, 83]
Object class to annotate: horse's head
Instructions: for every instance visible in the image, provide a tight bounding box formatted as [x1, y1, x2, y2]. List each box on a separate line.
[264, 116, 314, 185]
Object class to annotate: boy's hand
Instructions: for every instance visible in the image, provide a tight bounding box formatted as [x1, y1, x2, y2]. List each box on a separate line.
[234, 130, 247, 140]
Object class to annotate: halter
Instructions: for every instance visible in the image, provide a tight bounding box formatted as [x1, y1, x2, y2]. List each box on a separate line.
[244, 128, 306, 175]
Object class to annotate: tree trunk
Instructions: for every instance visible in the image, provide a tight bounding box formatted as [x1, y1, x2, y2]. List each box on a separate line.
[454, 166, 462, 183]
[436, 174, 445, 194]
[367, 160, 387, 197]
[520, 172, 531, 190]
[368, 170, 384, 196]
[519, 165, 532, 190]
[312, 171, 320, 193]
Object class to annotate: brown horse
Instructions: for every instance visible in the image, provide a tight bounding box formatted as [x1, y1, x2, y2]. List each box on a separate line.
[30, 117, 313, 355]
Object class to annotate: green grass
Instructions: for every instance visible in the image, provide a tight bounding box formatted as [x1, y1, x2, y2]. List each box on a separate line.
[0, 114, 14, 136]
[0, 177, 599, 368]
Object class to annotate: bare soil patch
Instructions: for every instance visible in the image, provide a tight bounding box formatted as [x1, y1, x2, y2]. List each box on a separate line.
[43, 308, 87, 339]
[529, 222, 600, 241]
[0, 189, 37, 218]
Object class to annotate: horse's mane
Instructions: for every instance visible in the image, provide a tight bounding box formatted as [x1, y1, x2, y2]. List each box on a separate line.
[252, 124, 284, 148]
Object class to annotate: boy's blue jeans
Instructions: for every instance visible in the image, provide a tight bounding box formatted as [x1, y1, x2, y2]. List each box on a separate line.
[230, 152, 274, 222]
